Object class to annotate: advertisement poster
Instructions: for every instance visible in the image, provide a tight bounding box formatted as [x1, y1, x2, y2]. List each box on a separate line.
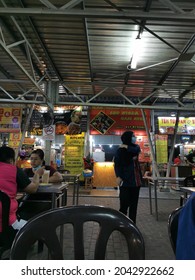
[90, 107, 150, 135]
[64, 132, 85, 174]
[136, 135, 151, 163]
[9, 133, 35, 149]
[8, 132, 21, 148]
[158, 117, 195, 135]
[54, 109, 82, 135]
[0, 107, 22, 133]
[155, 134, 168, 163]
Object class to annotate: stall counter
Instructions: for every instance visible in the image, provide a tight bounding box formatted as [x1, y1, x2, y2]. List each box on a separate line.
[93, 162, 118, 188]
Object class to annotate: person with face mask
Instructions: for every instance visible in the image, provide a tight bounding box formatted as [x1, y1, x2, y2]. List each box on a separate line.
[114, 131, 143, 224]
[17, 149, 62, 220]
[24, 149, 62, 183]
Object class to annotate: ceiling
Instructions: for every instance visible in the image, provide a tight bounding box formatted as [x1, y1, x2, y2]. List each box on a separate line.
[0, 0, 195, 113]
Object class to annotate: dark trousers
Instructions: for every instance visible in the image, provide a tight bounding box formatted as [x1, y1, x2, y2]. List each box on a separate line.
[119, 186, 140, 224]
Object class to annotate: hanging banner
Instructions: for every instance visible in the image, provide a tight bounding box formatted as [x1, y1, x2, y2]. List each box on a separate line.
[0, 107, 22, 133]
[90, 107, 150, 135]
[64, 132, 85, 174]
[155, 134, 168, 163]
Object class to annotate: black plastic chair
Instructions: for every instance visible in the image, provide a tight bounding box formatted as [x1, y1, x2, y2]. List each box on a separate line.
[0, 190, 18, 259]
[183, 175, 195, 188]
[167, 206, 183, 255]
[10, 205, 145, 260]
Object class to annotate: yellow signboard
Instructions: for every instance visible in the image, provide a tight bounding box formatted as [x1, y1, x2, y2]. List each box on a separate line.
[64, 133, 85, 174]
[8, 133, 21, 148]
[158, 117, 195, 134]
[0, 108, 22, 132]
[65, 146, 84, 157]
[65, 132, 85, 145]
[155, 134, 168, 163]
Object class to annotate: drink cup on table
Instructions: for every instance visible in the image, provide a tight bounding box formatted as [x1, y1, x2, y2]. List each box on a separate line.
[42, 170, 50, 184]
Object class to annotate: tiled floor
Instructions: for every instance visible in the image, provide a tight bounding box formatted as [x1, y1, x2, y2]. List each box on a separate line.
[24, 186, 181, 260]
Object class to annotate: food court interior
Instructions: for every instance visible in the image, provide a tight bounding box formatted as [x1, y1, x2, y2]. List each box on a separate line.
[0, 1, 195, 260]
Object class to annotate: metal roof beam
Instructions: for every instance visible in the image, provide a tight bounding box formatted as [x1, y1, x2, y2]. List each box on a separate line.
[158, 0, 185, 14]
[0, 8, 195, 21]
[0, 39, 50, 103]
[56, 101, 195, 112]
[60, 0, 84, 10]
[0, 96, 193, 112]
[39, 0, 57, 9]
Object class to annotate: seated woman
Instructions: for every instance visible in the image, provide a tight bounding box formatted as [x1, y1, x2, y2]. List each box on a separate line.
[24, 149, 62, 183]
[17, 149, 62, 220]
[0, 146, 43, 231]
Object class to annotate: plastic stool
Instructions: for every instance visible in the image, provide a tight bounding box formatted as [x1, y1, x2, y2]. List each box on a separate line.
[84, 176, 93, 189]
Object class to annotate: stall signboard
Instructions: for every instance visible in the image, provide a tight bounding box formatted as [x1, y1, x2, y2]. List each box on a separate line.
[8, 133, 21, 148]
[0, 108, 22, 133]
[9, 133, 35, 148]
[65, 132, 85, 146]
[54, 107, 82, 135]
[90, 107, 150, 135]
[155, 134, 168, 164]
[64, 132, 85, 175]
[136, 135, 151, 162]
[23, 137, 35, 145]
[64, 146, 84, 158]
[158, 117, 195, 135]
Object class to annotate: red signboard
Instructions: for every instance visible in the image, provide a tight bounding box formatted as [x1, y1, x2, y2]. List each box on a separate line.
[90, 107, 150, 135]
